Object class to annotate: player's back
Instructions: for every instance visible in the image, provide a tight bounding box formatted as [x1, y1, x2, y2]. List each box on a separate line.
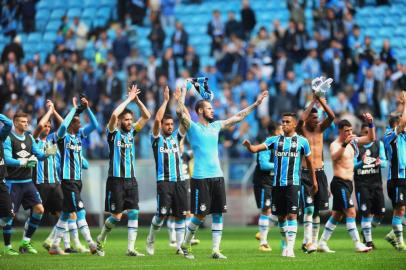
[187, 120, 223, 179]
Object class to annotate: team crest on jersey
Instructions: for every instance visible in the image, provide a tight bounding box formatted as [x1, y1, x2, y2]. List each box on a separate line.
[272, 204, 276, 212]
[291, 142, 297, 148]
[361, 204, 367, 211]
[291, 206, 297, 211]
[78, 201, 84, 208]
[21, 143, 26, 149]
[349, 199, 354, 205]
[365, 149, 371, 156]
[265, 199, 271, 206]
[160, 207, 168, 215]
[16, 150, 31, 158]
[200, 204, 206, 212]
[306, 197, 313, 204]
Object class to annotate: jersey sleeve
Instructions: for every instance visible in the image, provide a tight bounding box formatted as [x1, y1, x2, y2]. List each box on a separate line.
[258, 150, 274, 171]
[151, 132, 161, 144]
[301, 137, 311, 157]
[212, 120, 223, 132]
[106, 128, 118, 142]
[174, 128, 185, 142]
[264, 136, 278, 150]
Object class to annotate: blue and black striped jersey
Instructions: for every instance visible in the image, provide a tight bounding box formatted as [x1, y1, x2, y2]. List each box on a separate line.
[383, 128, 406, 180]
[35, 132, 60, 184]
[57, 129, 86, 181]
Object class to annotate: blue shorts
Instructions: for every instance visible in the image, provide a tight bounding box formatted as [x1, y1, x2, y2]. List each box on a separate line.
[5, 181, 42, 213]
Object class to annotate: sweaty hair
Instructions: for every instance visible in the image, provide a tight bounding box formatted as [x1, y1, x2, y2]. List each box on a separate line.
[338, 119, 352, 129]
[282, 112, 297, 119]
[119, 108, 133, 119]
[162, 114, 174, 123]
[13, 112, 28, 121]
[310, 108, 318, 114]
[195, 100, 208, 114]
[388, 114, 400, 128]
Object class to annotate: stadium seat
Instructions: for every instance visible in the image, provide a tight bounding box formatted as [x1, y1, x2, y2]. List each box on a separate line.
[67, 8, 82, 19]
[43, 32, 57, 42]
[52, 1, 67, 10]
[27, 33, 42, 43]
[36, 42, 54, 53]
[67, 0, 82, 9]
[36, 9, 50, 21]
[83, 0, 99, 8]
[46, 20, 62, 32]
[50, 9, 66, 20]
[82, 8, 97, 20]
[96, 7, 111, 20]
[36, 1, 50, 11]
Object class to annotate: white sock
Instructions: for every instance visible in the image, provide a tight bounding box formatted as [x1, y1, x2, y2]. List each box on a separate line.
[63, 229, 71, 249]
[393, 216, 404, 245]
[128, 219, 138, 251]
[46, 226, 57, 243]
[279, 220, 288, 248]
[321, 216, 338, 243]
[312, 216, 320, 245]
[361, 217, 373, 243]
[212, 218, 223, 252]
[268, 214, 279, 228]
[286, 220, 297, 251]
[52, 219, 68, 247]
[167, 218, 176, 243]
[100, 216, 120, 242]
[258, 214, 269, 245]
[184, 217, 202, 245]
[303, 214, 313, 244]
[346, 217, 360, 243]
[68, 220, 81, 247]
[77, 219, 93, 244]
[175, 220, 186, 249]
[148, 216, 163, 243]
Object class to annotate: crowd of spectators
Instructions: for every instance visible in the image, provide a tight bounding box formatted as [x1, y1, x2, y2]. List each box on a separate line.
[0, 0, 405, 160]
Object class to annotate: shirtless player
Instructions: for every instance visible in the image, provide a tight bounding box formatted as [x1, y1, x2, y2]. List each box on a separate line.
[296, 94, 335, 253]
[318, 114, 375, 253]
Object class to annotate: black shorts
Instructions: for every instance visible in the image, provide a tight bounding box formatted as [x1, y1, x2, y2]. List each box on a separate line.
[253, 169, 273, 210]
[355, 179, 385, 216]
[105, 177, 139, 214]
[156, 181, 190, 218]
[191, 177, 227, 215]
[271, 185, 300, 216]
[387, 179, 406, 208]
[0, 180, 13, 218]
[185, 178, 191, 210]
[61, 180, 85, 213]
[6, 181, 42, 213]
[300, 168, 329, 213]
[330, 177, 354, 212]
[36, 183, 63, 215]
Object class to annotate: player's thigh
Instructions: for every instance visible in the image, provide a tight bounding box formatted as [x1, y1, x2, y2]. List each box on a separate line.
[271, 186, 288, 216]
[315, 170, 329, 212]
[253, 184, 263, 209]
[172, 181, 190, 219]
[0, 183, 13, 218]
[355, 183, 370, 216]
[21, 182, 42, 211]
[156, 181, 172, 216]
[371, 185, 386, 216]
[286, 185, 300, 214]
[47, 185, 63, 214]
[210, 177, 227, 214]
[61, 181, 84, 212]
[105, 177, 125, 213]
[190, 179, 210, 215]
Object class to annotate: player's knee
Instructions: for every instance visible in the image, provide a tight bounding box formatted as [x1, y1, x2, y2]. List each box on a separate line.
[195, 214, 206, 222]
[76, 209, 86, 221]
[127, 209, 139, 220]
[112, 213, 122, 221]
[33, 204, 44, 215]
[212, 213, 223, 224]
[304, 206, 314, 215]
[61, 212, 71, 221]
[70, 212, 77, 220]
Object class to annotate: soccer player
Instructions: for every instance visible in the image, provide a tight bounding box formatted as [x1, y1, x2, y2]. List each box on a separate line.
[296, 94, 335, 253]
[318, 115, 375, 253]
[3, 112, 57, 255]
[243, 112, 317, 258]
[0, 114, 13, 233]
[383, 92, 406, 251]
[354, 123, 387, 249]
[96, 85, 151, 257]
[177, 86, 268, 259]
[253, 121, 282, 252]
[146, 86, 189, 255]
[48, 96, 99, 255]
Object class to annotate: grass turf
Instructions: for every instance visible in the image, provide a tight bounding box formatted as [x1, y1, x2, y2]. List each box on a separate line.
[0, 226, 405, 270]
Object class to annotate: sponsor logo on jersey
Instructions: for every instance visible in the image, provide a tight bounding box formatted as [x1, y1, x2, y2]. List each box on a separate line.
[275, 150, 299, 158]
[66, 142, 82, 152]
[16, 150, 31, 158]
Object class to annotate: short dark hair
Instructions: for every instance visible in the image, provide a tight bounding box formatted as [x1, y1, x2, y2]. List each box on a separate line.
[119, 108, 133, 119]
[388, 114, 400, 128]
[310, 108, 318, 114]
[14, 112, 28, 121]
[282, 112, 297, 119]
[267, 121, 280, 136]
[338, 119, 352, 129]
[195, 100, 208, 114]
[162, 114, 174, 123]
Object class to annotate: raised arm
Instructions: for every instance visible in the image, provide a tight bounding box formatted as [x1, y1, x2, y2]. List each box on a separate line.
[317, 96, 336, 131]
[57, 98, 78, 139]
[356, 113, 376, 145]
[80, 98, 99, 137]
[152, 86, 170, 137]
[396, 91, 406, 133]
[175, 86, 191, 132]
[53, 107, 64, 129]
[33, 100, 54, 139]
[107, 85, 140, 132]
[330, 136, 355, 161]
[0, 114, 12, 141]
[222, 91, 268, 129]
[133, 88, 152, 132]
[297, 99, 316, 134]
[242, 139, 268, 153]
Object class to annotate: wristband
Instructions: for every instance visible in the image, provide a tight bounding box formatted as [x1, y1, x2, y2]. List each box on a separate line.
[341, 142, 348, 148]
[368, 123, 374, 128]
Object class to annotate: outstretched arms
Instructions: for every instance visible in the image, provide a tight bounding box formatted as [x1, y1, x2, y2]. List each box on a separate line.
[152, 86, 170, 137]
[221, 91, 268, 129]
[317, 96, 335, 131]
[242, 139, 268, 153]
[57, 98, 78, 139]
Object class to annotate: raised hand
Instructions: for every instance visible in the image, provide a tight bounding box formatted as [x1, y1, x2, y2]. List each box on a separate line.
[128, 84, 141, 101]
[255, 91, 269, 106]
[46, 100, 54, 111]
[164, 86, 170, 102]
[362, 113, 373, 124]
[80, 97, 89, 108]
[72, 97, 78, 108]
[242, 139, 251, 148]
[344, 134, 357, 145]
[173, 87, 181, 101]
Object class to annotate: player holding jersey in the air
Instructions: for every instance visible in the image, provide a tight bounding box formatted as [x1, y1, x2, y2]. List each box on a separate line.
[177, 84, 268, 259]
[243, 112, 317, 258]
[48, 96, 99, 255]
[146, 86, 189, 256]
[96, 85, 151, 257]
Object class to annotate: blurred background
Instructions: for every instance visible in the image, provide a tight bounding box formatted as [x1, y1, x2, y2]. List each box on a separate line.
[0, 0, 405, 226]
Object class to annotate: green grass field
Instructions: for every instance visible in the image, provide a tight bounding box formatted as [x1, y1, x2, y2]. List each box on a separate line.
[0, 226, 405, 270]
